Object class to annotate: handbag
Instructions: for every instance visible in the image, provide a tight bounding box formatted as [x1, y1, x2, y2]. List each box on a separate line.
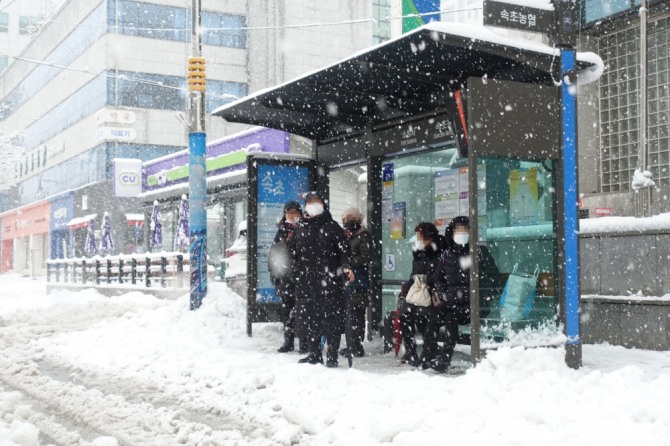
[405, 274, 432, 307]
[499, 264, 539, 321]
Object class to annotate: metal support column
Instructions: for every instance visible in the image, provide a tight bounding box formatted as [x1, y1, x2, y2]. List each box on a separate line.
[561, 48, 582, 368]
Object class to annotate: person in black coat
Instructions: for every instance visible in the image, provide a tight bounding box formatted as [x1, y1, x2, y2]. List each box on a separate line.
[269, 200, 308, 353]
[288, 191, 354, 368]
[340, 207, 372, 358]
[398, 222, 445, 368]
[430, 216, 501, 373]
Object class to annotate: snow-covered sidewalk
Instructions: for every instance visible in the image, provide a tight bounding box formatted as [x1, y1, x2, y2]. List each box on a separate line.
[1, 274, 669, 445]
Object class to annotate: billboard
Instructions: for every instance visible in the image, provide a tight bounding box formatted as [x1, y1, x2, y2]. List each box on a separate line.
[402, 0, 440, 33]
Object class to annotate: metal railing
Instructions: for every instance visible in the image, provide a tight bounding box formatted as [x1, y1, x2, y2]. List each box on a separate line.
[46, 252, 188, 289]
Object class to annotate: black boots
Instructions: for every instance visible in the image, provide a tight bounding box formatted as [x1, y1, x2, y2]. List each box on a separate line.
[298, 338, 308, 354]
[277, 332, 295, 353]
[298, 339, 323, 364]
[298, 351, 323, 364]
[298, 337, 340, 367]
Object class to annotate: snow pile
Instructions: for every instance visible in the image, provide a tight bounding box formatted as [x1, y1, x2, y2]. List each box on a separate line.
[631, 168, 656, 190]
[580, 212, 670, 234]
[1, 275, 670, 444]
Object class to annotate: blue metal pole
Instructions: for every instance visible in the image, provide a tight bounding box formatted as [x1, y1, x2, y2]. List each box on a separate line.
[561, 48, 581, 368]
[188, 0, 207, 311]
[189, 131, 207, 310]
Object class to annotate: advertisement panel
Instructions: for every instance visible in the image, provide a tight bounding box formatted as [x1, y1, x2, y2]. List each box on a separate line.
[255, 163, 311, 303]
[402, 0, 440, 33]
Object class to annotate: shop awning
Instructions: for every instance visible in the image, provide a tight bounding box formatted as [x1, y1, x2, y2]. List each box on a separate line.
[66, 214, 97, 230]
[126, 213, 145, 225]
[213, 22, 603, 143]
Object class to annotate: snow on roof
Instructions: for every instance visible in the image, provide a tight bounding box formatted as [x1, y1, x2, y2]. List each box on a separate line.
[66, 214, 97, 228]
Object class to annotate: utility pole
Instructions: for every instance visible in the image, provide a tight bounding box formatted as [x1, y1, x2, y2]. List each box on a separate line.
[188, 0, 207, 310]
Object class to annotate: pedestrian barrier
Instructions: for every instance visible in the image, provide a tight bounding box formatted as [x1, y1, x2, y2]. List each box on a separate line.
[46, 253, 190, 298]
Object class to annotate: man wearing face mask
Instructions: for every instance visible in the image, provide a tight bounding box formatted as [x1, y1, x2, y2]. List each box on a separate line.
[287, 191, 355, 368]
[269, 200, 308, 353]
[340, 207, 372, 358]
[430, 216, 501, 373]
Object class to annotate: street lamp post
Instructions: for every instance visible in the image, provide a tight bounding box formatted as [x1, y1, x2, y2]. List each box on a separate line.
[188, 0, 207, 310]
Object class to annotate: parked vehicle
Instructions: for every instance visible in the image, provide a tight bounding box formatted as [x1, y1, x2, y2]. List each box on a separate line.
[224, 221, 247, 280]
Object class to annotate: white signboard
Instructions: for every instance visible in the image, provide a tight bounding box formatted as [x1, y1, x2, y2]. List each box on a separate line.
[113, 158, 142, 198]
[96, 126, 137, 142]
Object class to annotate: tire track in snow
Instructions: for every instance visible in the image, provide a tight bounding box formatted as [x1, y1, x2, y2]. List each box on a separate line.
[34, 357, 286, 443]
[1, 342, 289, 445]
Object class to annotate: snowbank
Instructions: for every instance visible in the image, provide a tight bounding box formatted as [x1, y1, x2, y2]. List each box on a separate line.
[1, 274, 670, 445]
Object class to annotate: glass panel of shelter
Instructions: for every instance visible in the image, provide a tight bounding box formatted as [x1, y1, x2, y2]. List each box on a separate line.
[380, 147, 462, 316]
[476, 157, 560, 347]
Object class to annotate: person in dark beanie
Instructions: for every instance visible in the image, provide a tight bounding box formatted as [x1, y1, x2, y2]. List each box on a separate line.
[340, 207, 372, 358]
[287, 191, 354, 368]
[398, 222, 445, 368]
[429, 216, 501, 373]
[268, 200, 308, 353]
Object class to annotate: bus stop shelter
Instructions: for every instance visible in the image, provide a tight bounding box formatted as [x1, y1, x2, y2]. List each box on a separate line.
[213, 22, 603, 366]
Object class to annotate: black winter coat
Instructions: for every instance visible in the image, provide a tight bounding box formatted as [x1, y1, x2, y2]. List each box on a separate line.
[347, 227, 372, 306]
[288, 211, 352, 339]
[270, 219, 298, 298]
[433, 243, 501, 313]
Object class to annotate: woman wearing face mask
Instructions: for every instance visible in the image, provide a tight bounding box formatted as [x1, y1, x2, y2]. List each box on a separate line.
[287, 191, 354, 368]
[397, 222, 446, 368]
[340, 207, 372, 358]
[269, 200, 308, 353]
[429, 216, 501, 373]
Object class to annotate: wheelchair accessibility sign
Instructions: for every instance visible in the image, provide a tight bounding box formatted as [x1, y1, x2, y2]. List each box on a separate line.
[385, 254, 396, 272]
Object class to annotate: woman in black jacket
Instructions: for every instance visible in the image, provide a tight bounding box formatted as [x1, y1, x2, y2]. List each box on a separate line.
[269, 200, 306, 353]
[398, 222, 445, 368]
[288, 191, 354, 368]
[430, 216, 501, 373]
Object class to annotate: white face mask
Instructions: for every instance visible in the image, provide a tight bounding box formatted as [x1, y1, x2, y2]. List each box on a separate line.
[304, 203, 324, 217]
[412, 239, 425, 251]
[453, 233, 469, 246]
[286, 217, 299, 225]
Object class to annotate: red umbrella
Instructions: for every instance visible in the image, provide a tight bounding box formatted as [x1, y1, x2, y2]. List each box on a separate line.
[392, 309, 402, 358]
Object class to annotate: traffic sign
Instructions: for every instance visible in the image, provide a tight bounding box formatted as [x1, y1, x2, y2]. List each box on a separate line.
[483, 0, 556, 35]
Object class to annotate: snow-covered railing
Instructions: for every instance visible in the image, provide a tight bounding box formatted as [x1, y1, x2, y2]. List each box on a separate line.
[46, 252, 189, 290]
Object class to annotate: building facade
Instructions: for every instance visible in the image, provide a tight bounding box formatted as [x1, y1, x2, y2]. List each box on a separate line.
[579, 0, 670, 216]
[0, 0, 54, 73]
[0, 0, 373, 273]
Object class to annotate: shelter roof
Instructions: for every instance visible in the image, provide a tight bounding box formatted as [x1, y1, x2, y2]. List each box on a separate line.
[213, 22, 603, 143]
